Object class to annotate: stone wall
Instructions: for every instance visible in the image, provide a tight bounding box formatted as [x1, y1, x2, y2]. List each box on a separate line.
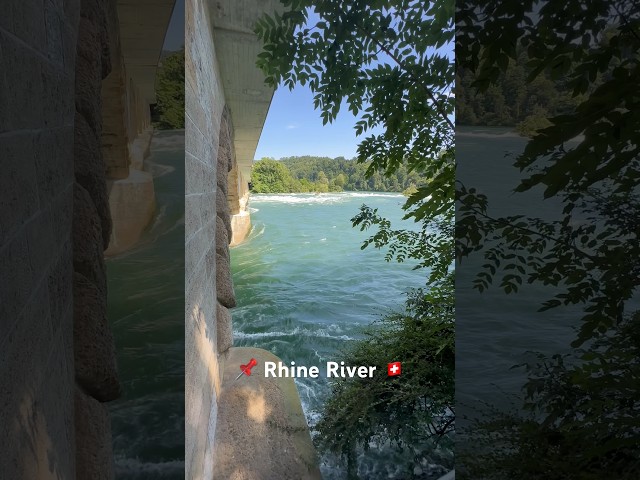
[0, 0, 80, 477]
[1, 0, 169, 477]
[185, 0, 227, 477]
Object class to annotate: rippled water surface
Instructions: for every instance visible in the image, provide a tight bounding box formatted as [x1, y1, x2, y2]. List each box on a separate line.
[230, 192, 447, 478]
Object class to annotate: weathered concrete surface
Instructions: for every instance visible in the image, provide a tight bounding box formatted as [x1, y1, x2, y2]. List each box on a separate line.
[116, 0, 176, 105]
[208, 0, 280, 187]
[209, 0, 283, 247]
[104, 168, 156, 256]
[213, 347, 321, 480]
[129, 127, 154, 170]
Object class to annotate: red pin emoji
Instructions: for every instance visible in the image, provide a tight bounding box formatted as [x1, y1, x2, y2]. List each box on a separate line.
[235, 358, 257, 380]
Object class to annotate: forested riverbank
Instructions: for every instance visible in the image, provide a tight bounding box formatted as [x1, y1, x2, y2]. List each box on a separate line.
[251, 156, 425, 194]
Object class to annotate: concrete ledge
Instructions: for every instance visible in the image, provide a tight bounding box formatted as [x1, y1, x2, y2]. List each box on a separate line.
[213, 347, 321, 480]
[230, 212, 251, 247]
[105, 169, 155, 256]
[438, 471, 455, 480]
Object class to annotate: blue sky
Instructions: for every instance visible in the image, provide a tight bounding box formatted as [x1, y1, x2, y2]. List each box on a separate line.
[254, 86, 367, 160]
[163, 0, 185, 51]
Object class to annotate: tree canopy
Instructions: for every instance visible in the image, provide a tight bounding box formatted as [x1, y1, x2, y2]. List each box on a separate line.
[251, 156, 426, 193]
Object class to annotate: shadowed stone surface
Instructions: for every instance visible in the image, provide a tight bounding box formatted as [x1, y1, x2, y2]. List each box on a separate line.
[73, 272, 121, 401]
[72, 183, 107, 296]
[216, 252, 236, 308]
[75, 388, 114, 480]
[74, 113, 112, 248]
[216, 215, 230, 257]
[216, 301, 233, 354]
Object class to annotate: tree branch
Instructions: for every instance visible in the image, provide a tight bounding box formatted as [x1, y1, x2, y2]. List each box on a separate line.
[351, 22, 455, 131]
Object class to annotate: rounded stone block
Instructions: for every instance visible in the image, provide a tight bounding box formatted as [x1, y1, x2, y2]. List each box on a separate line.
[216, 188, 232, 241]
[75, 18, 104, 134]
[216, 253, 236, 308]
[78, 0, 111, 78]
[216, 119, 234, 176]
[74, 114, 112, 248]
[75, 387, 115, 480]
[217, 301, 233, 354]
[73, 183, 107, 295]
[213, 347, 321, 480]
[73, 272, 121, 402]
[216, 215, 230, 255]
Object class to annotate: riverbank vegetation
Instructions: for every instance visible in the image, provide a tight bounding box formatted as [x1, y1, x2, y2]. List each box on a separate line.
[251, 156, 425, 193]
[256, 0, 455, 477]
[457, 45, 593, 136]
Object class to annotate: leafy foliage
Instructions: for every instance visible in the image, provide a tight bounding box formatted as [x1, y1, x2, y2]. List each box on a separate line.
[315, 286, 454, 477]
[250, 158, 295, 193]
[153, 48, 185, 129]
[255, 0, 455, 476]
[456, 1, 640, 477]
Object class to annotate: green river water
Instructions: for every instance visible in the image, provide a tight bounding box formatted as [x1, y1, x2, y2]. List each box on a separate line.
[231, 192, 447, 479]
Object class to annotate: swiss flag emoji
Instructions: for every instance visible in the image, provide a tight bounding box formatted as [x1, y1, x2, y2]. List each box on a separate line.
[387, 361, 401, 377]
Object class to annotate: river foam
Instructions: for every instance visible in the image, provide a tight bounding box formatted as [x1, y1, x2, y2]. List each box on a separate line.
[251, 191, 404, 206]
